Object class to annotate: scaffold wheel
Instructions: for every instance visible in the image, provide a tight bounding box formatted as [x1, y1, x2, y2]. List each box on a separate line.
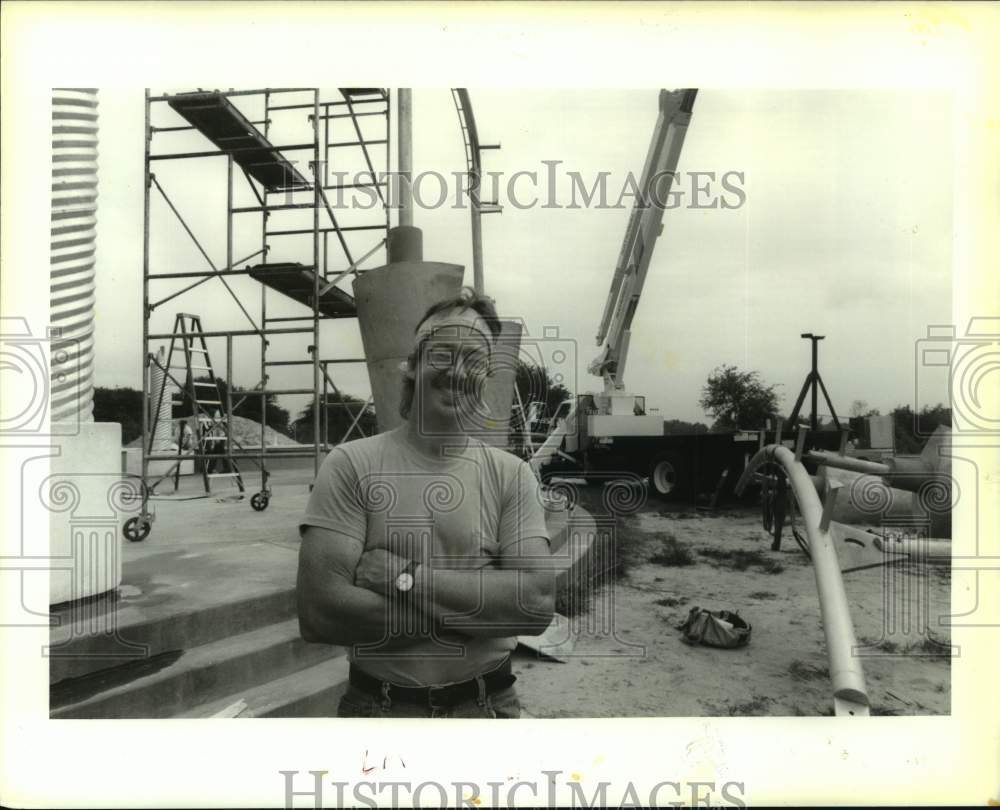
[250, 492, 270, 512]
[123, 516, 152, 543]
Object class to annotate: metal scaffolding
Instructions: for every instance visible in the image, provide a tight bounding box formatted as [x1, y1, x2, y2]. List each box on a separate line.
[127, 87, 390, 542]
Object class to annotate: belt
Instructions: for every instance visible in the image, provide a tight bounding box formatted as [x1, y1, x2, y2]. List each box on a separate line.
[349, 658, 516, 708]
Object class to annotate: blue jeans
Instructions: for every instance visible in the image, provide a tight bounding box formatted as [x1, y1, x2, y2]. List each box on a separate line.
[337, 683, 521, 718]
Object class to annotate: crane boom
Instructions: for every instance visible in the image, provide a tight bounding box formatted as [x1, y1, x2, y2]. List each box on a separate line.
[589, 89, 697, 392]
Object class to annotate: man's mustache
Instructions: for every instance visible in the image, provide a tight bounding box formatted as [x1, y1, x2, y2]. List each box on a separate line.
[431, 369, 483, 392]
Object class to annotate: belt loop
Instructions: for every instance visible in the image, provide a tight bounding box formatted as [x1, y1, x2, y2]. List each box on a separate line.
[475, 674, 488, 707]
[379, 680, 392, 712]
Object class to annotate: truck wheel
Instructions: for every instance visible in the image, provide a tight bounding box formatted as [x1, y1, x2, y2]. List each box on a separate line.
[649, 454, 683, 500]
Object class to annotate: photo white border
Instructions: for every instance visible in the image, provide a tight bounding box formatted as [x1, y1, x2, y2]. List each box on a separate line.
[2, 2, 998, 806]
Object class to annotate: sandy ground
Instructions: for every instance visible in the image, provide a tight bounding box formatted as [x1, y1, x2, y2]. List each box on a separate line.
[513, 490, 951, 718]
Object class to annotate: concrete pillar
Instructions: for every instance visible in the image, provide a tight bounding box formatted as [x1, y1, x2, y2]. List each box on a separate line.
[353, 231, 463, 432]
[477, 320, 522, 448]
[50, 88, 122, 605]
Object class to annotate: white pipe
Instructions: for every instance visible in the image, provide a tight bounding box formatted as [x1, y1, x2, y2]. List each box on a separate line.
[737, 444, 870, 716]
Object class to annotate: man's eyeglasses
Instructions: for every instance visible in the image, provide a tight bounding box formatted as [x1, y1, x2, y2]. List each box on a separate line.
[423, 340, 491, 375]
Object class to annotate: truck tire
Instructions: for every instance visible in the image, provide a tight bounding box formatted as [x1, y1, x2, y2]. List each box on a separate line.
[649, 453, 684, 501]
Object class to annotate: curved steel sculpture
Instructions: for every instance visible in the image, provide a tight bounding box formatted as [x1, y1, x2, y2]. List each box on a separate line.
[451, 89, 501, 295]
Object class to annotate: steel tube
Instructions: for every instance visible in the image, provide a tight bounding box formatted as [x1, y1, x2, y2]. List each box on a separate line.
[226, 154, 234, 275]
[141, 89, 152, 510]
[470, 191, 484, 294]
[328, 139, 389, 149]
[266, 224, 385, 237]
[803, 450, 891, 476]
[149, 143, 315, 160]
[312, 89, 322, 479]
[317, 110, 387, 121]
[149, 88, 315, 103]
[737, 444, 870, 716]
[148, 326, 312, 339]
[266, 358, 364, 366]
[268, 97, 386, 112]
[149, 268, 254, 280]
[397, 89, 413, 228]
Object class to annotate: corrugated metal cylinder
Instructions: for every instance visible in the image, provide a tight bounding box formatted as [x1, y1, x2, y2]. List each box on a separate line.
[51, 88, 99, 424]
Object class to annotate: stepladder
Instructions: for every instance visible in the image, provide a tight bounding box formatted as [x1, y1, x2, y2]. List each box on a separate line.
[165, 313, 245, 495]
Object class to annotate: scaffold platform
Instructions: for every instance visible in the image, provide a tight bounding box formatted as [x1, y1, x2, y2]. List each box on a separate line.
[166, 91, 310, 190]
[245, 262, 357, 319]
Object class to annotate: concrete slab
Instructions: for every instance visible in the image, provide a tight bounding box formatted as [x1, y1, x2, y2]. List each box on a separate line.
[51, 618, 340, 719]
[49, 539, 299, 683]
[181, 655, 350, 718]
[48, 421, 123, 604]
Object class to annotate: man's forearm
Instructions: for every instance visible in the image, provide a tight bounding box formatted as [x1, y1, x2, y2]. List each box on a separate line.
[299, 579, 471, 647]
[299, 580, 394, 646]
[409, 567, 556, 637]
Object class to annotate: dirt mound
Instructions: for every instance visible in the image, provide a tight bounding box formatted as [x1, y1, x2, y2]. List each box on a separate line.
[127, 415, 302, 449]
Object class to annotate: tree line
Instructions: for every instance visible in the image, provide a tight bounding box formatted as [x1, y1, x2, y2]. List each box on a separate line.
[94, 360, 949, 454]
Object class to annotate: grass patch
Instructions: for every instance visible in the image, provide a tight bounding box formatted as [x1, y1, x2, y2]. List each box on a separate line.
[612, 516, 656, 578]
[857, 637, 900, 654]
[659, 510, 699, 520]
[902, 637, 952, 659]
[788, 660, 829, 682]
[857, 636, 951, 658]
[654, 596, 688, 607]
[558, 513, 671, 616]
[648, 533, 696, 567]
[698, 547, 785, 574]
[554, 586, 587, 618]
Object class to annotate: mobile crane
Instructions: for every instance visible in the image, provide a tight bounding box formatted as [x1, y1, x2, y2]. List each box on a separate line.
[531, 89, 841, 502]
[531, 88, 698, 493]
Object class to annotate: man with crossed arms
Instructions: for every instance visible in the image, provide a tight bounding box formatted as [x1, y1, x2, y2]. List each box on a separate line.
[297, 288, 556, 718]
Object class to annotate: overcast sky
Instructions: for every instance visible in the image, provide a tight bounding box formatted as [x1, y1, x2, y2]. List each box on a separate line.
[91, 88, 951, 425]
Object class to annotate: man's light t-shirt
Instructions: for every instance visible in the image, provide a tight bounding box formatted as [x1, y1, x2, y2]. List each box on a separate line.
[300, 426, 550, 687]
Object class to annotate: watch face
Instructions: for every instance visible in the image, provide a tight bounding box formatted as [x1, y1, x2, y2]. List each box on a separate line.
[395, 572, 414, 593]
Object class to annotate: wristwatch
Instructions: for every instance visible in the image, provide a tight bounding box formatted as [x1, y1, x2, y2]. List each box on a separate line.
[394, 560, 419, 594]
